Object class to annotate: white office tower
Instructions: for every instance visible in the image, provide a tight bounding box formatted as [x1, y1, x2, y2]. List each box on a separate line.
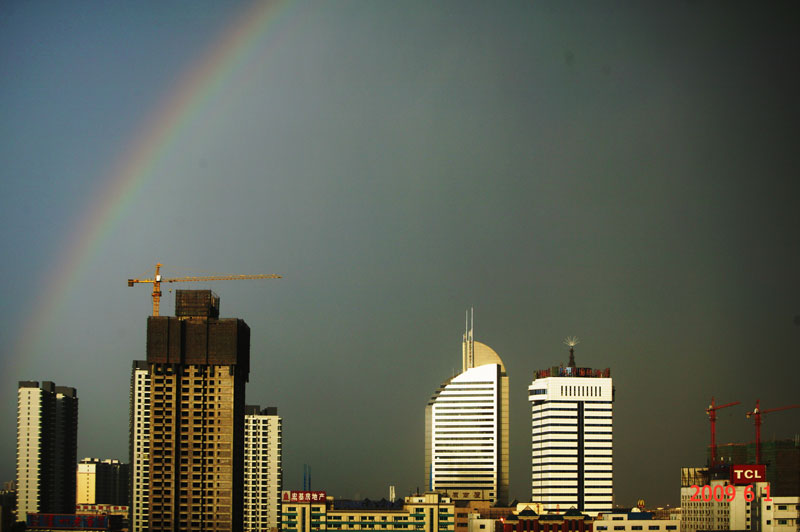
[129, 361, 151, 532]
[244, 405, 282, 532]
[16, 381, 78, 520]
[528, 340, 613, 516]
[425, 310, 509, 504]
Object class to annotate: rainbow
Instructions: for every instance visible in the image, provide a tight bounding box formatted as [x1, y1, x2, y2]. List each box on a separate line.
[11, 0, 294, 372]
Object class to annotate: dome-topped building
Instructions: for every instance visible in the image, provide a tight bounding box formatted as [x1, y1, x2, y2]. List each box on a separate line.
[425, 310, 509, 505]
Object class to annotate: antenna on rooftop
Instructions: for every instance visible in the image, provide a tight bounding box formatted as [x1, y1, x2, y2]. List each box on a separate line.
[564, 336, 579, 368]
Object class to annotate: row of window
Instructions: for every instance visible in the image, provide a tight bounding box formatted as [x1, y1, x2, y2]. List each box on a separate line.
[596, 526, 676, 531]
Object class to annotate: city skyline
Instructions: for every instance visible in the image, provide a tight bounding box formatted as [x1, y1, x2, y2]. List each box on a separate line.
[2, 1, 800, 509]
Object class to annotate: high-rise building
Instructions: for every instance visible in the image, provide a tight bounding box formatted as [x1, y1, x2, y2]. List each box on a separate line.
[425, 311, 509, 504]
[145, 290, 250, 532]
[243, 405, 282, 532]
[528, 342, 613, 515]
[129, 360, 151, 532]
[16, 381, 78, 520]
[76, 458, 129, 506]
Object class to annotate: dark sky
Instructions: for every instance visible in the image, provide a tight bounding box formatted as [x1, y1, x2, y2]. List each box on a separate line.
[1, 1, 799, 508]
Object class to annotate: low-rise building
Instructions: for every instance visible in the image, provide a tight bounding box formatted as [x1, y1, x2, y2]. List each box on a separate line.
[594, 509, 679, 532]
[759, 496, 800, 532]
[281, 491, 455, 532]
[501, 507, 593, 532]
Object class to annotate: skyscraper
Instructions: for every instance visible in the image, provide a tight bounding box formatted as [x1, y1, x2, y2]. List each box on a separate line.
[16, 381, 78, 520]
[129, 360, 151, 532]
[243, 405, 282, 532]
[145, 290, 250, 532]
[528, 341, 613, 515]
[425, 311, 509, 504]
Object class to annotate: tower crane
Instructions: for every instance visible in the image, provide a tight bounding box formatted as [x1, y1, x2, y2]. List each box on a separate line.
[746, 400, 800, 464]
[127, 263, 281, 316]
[706, 397, 740, 467]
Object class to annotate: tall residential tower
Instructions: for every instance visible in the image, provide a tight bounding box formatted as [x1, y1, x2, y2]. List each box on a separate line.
[528, 340, 613, 515]
[425, 311, 509, 504]
[16, 381, 78, 520]
[243, 405, 282, 532]
[129, 360, 151, 532]
[146, 290, 250, 532]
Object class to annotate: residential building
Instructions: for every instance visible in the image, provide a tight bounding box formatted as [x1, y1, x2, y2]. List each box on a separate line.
[16, 381, 78, 520]
[129, 360, 150, 532]
[528, 342, 613, 515]
[76, 458, 128, 506]
[146, 290, 250, 532]
[244, 405, 282, 532]
[280, 491, 455, 532]
[425, 310, 509, 504]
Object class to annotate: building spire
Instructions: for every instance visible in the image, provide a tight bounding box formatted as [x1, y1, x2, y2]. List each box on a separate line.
[564, 336, 579, 368]
[462, 307, 475, 371]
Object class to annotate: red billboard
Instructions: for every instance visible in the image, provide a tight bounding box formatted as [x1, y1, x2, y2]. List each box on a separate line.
[730, 465, 766, 484]
[282, 490, 327, 503]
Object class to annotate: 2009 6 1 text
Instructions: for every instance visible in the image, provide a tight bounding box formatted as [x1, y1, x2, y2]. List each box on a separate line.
[689, 484, 771, 502]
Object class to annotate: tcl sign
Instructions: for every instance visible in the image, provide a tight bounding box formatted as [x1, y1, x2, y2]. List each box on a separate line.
[731, 465, 766, 484]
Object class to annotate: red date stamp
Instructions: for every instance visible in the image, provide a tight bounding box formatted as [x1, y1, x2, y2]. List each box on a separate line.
[689, 484, 771, 502]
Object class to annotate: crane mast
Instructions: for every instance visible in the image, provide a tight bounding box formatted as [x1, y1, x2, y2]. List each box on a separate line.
[706, 397, 740, 468]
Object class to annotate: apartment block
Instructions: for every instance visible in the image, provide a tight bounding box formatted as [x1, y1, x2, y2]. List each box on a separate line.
[16, 381, 78, 520]
[244, 405, 282, 532]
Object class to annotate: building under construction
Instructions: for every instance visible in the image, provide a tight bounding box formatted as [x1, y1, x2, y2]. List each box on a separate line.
[711, 438, 800, 496]
[146, 290, 250, 532]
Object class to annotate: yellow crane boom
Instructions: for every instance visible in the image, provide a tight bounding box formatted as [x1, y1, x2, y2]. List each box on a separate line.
[128, 263, 281, 316]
